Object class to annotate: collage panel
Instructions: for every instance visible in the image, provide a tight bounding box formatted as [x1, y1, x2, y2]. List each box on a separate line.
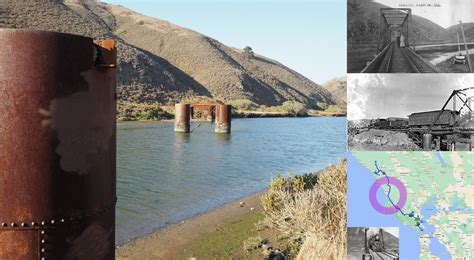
[347, 74, 474, 151]
[347, 151, 473, 258]
[348, 0, 474, 73]
[348, 227, 400, 259]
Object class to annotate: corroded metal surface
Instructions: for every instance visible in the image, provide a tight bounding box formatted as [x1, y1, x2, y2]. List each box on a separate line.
[175, 104, 190, 133]
[215, 105, 232, 134]
[0, 29, 116, 259]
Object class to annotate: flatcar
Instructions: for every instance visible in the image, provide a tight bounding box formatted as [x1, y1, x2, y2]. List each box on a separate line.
[408, 110, 459, 128]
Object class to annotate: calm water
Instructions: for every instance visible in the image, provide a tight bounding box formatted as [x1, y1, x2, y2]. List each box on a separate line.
[116, 117, 346, 244]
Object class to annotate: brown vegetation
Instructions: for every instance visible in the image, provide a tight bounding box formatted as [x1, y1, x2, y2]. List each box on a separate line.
[261, 160, 347, 259]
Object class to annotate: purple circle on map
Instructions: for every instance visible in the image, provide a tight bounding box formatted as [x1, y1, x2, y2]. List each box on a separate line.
[369, 176, 407, 214]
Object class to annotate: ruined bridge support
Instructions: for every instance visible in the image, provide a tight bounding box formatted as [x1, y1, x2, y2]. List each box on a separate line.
[215, 104, 232, 134]
[174, 103, 191, 133]
[0, 29, 117, 259]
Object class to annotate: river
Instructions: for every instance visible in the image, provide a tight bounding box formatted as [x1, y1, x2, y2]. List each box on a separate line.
[116, 117, 346, 244]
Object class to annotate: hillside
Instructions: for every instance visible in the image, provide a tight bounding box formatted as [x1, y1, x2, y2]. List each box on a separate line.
[0, 0, 336, 107]
[322, 76, 346, 106]
[447, 23, 474, 42]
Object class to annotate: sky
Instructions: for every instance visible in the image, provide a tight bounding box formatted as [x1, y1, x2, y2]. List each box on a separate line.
[101, 0, 346, 84]
[348, 74, 474, 120]
[374, 0, 474, 28]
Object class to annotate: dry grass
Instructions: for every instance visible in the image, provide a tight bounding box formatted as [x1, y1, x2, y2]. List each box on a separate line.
[262, 160, 347, 259]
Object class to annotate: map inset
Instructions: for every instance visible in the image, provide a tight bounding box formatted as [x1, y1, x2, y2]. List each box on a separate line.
[348, 152, 473, 259]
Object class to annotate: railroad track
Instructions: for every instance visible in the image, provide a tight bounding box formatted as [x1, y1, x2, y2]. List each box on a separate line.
[362, 42, 438, 73]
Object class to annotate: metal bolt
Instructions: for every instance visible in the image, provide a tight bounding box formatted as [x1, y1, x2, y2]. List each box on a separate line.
[1, 223, 6, 227]
[50, 220, 55, 225]
[41, 231, 45, 235]
[41, 239, 46, 244]
[10, 223, 15, 227]
[21, 223, 26, 227]
[60, 219, 65, 223]
[31, 222, 37, 226]
[41, 221, 46, 226]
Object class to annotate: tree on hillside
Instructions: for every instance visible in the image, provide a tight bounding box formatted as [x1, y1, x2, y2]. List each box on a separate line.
[243, 46, 254, 58]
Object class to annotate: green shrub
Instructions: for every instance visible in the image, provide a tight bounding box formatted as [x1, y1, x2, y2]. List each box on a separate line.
[280, 101, 307, 116]
[262, 173, 318, 213]
[314, 102, 329, 110]
[227, 99, 259, 111]
[117, 102, 173, 121]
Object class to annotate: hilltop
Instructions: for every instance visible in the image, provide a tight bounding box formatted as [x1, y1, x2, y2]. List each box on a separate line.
[0, 0, 338, 108]
[322, 76, 347, 106]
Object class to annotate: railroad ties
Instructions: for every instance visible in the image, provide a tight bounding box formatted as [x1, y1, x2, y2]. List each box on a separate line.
[364, 42, 439, 73]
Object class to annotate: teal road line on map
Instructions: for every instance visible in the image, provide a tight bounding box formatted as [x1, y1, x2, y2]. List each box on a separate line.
[374, 161, 424, 231]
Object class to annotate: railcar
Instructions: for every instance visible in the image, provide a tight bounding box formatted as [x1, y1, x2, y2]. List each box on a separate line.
[408, 110, 459, 128]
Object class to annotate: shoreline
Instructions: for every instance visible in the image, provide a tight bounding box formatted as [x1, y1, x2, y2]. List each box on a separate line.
[116, 190, 266, 259]
[117, 112, 346, 123]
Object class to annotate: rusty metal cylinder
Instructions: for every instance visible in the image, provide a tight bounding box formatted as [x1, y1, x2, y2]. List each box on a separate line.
[175, 103, 191, 133]
[0, 29, 116, 259]
[215, 104, 232, 134]
[422, 134, 432, 150]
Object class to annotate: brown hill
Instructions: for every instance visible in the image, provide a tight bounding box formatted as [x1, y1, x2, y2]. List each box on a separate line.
[0, 0, 211, 104]
[321, 76, 346, 106]
[0, 0, 336, 107]
[447, 23, 474, 42]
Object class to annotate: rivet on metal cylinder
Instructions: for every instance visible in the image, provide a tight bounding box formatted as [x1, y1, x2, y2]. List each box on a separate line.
[174, 103, 191, 133]
[215, 105, 232, 134]
[0, 29, 117, 260]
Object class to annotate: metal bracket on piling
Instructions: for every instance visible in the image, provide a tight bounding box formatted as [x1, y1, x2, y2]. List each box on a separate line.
[94, 40, 117, 68]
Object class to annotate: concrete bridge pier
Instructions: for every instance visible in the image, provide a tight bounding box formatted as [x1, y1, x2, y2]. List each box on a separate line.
[215, 104, 232, 134]
[175, 103, 191, 133]
[422, 134, 432, 150]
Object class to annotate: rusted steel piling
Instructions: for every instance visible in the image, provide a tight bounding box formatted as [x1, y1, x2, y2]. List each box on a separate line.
[175, 103, 191, 133]
[215, 104, 232, 134]
[0, 29, 116, 259]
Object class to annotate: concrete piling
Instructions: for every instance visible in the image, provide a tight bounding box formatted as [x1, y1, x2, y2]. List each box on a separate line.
[422, 134, 432, 150]
[215, 104, 232, 134]
[423, 134, 433, 151]
[175, 103, 191, 133]
[0, 29, 116, 259]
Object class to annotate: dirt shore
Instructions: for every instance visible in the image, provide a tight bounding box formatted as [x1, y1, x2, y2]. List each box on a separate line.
[116, 191, 266, 260]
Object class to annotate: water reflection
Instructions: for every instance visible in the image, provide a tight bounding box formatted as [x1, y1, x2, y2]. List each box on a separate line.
[116, 117, 346, 244]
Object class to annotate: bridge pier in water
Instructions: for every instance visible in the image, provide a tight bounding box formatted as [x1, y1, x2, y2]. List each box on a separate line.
[175, 103, 191, 133]
[0, 30, 117, 260]
[215, 104, 232, 134]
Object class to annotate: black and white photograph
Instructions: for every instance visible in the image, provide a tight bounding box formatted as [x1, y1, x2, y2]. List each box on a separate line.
[348, 0, 474, 73]
[348, 227, 400, 260]
[348, 74, 474, 151]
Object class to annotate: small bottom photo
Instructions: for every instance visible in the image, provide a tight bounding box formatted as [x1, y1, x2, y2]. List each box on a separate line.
[348, 227, 400, 260]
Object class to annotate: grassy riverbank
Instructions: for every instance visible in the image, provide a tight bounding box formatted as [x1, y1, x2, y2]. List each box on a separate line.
[116, 160, 346, 259]
[117, 100, 346, 122]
